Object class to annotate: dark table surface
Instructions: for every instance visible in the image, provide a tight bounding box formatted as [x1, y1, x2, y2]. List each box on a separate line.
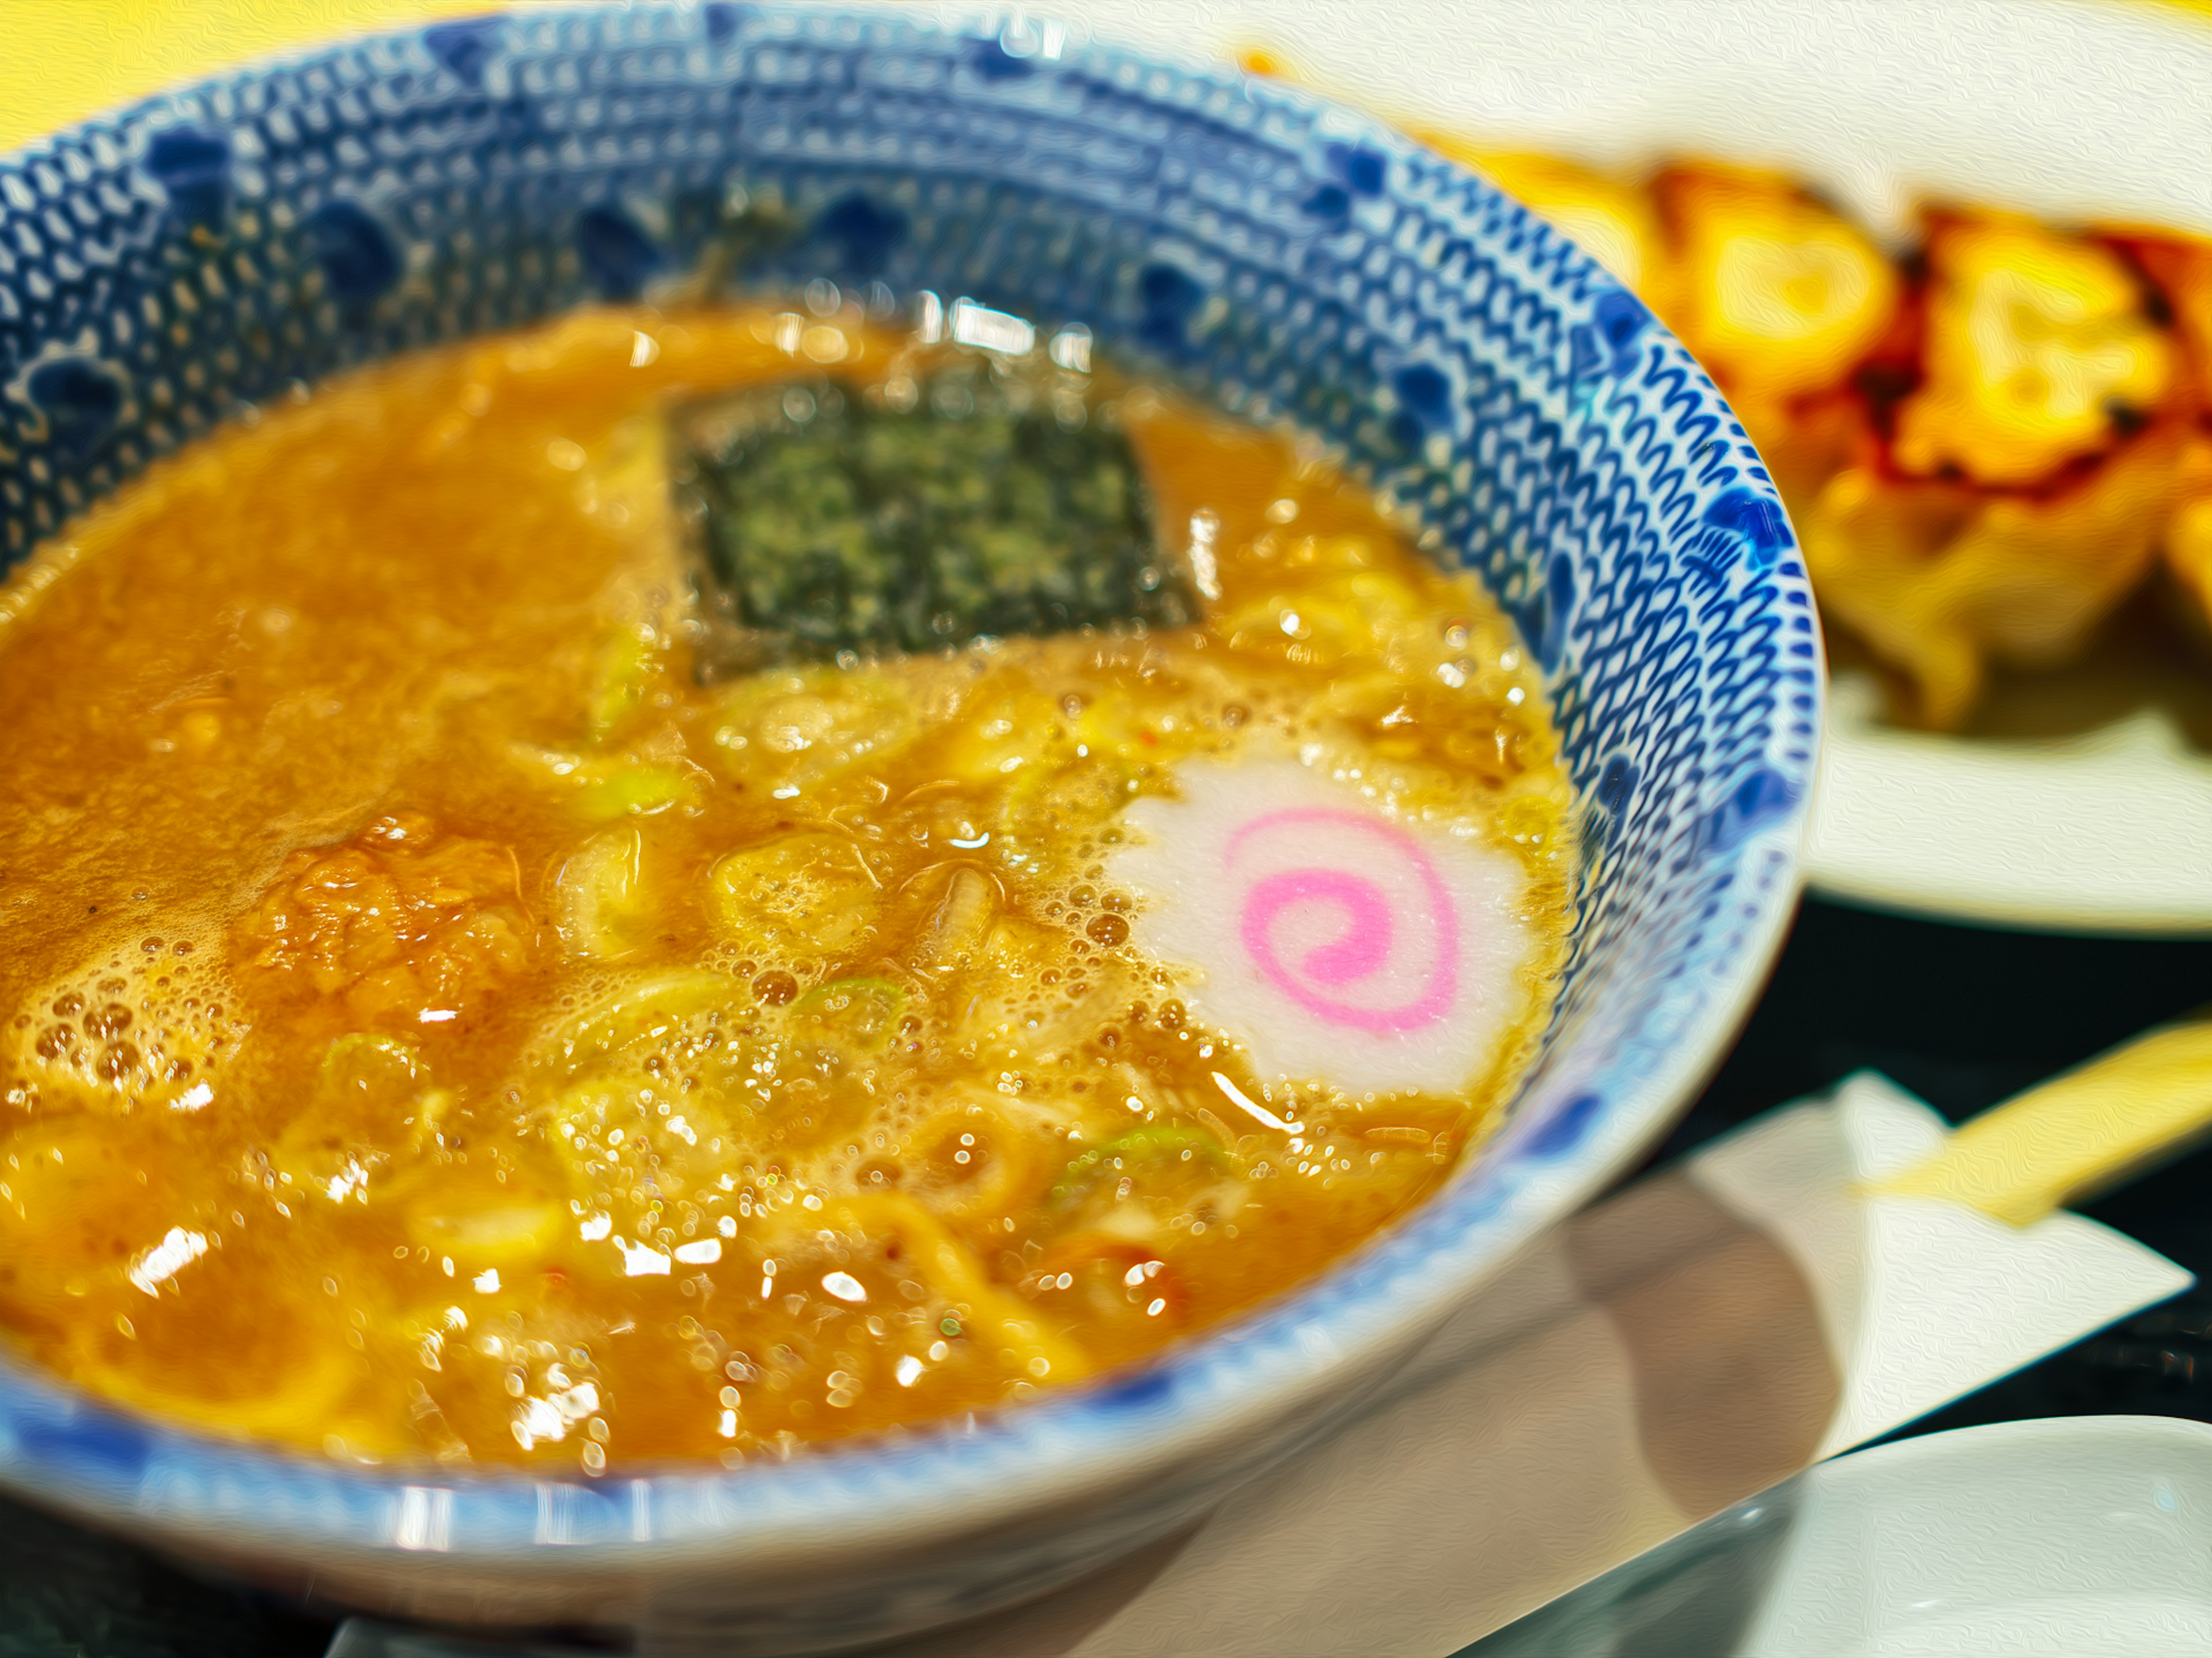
[5, 894, 2212, 1657]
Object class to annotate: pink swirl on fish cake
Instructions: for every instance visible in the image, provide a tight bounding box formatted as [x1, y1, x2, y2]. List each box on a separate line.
[1227, 808, 1460, 1033]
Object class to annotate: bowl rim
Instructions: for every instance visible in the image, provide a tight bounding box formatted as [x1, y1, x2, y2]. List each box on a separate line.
[0, 0, 1821, 1572]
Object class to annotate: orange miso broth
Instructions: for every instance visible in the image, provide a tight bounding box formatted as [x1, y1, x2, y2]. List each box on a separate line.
[0, 305, 1572, 1471]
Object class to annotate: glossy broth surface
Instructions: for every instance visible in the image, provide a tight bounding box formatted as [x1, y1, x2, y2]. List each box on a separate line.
[0, 306, 1571, 1470]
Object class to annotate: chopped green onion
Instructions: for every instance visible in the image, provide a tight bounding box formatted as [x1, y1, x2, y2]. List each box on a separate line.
[789, 977, 907, 1050]
[1050, 1124, 1233, 1209]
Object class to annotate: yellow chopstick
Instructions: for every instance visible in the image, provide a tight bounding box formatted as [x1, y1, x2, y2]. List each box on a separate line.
[1871, 1017, 2212, 1226]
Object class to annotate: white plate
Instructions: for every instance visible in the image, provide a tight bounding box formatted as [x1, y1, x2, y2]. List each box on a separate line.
[1812, 674, 2212, 934]
[1745, 1416, 2212, 1657]
[1465, 1414, 2212, 1656]
[1043, 0, 2212, 935]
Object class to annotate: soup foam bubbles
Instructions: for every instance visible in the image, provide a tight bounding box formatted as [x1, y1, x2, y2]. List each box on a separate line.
[5, 925, 243, 1115]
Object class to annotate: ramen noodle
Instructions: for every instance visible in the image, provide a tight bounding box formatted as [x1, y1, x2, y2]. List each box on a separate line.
[0, 305, 1572, 1470]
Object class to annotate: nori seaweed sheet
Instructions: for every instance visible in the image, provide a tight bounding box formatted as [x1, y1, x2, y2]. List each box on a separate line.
[673, 356, 1195, 669]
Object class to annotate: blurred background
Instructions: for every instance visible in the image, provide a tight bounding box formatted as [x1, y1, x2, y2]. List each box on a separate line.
[0, 1, 495, 152]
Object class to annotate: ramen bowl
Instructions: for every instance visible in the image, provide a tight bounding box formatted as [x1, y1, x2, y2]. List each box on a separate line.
[0, 6, 1817, 1652]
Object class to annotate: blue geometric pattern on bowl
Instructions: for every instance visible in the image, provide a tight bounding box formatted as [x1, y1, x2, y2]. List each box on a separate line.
[0, 0, 1818, 1629]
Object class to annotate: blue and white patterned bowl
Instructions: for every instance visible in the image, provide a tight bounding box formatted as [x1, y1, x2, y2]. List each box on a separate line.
[0, 6, 1819, 1651]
